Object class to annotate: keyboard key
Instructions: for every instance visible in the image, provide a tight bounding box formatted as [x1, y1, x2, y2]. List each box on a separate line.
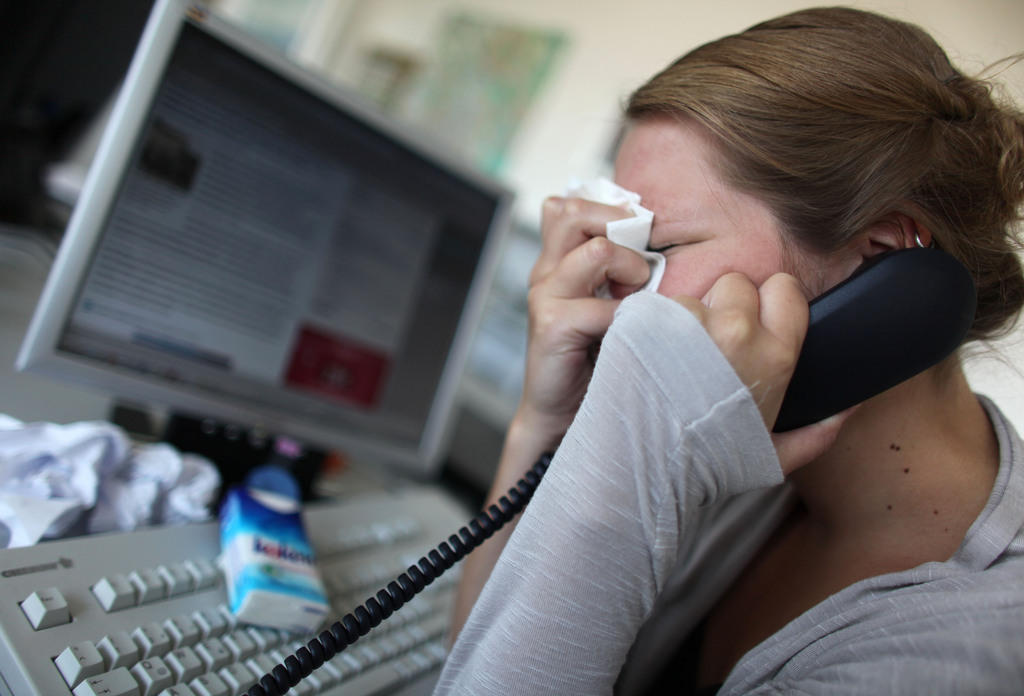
[392, 629, 417, 651]
[218, 662, 257, 693]
[407, 648, 435, 670]
[392, 654, 421, 679]
[245, 626, 279, 651]
[192, 608, 227, 638]
[189, 672, 231, 696]
[283, 641, 306, 664]
[20, 587, 70, 629]
[372, 636, 400, 659]
[93, 574, 136, 611]
[132, 622, 172, 658]
[195, 637, 232, 671]
[131, 656, 174, 696]
[166, 646, 203, 682]
[164, 615, 201, 647]
[222, 630, 257, 660]
[55, 641, 105, 687]
[332, 660, 405, 695]
[338, 650, 364, 673]
[157, 564, 193, 596]
[244, 653, 277, 685]
[327, 653, 356, 679]
[183, 559, 218, 589]
[158, 685, 197, 696]
[425, 639, 448, 661]
[354, 643, 383, 668]
[129, 569, 167, 604]
[98, 631, 141, 670]
[215, 604, 237, 630]
[406, 623, 429, 644]
[72, 667, 140, 696]
[316, 657, 342, 687]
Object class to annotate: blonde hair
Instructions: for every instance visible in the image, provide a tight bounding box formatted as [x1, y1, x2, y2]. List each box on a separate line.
[627, 7, 1024, 340]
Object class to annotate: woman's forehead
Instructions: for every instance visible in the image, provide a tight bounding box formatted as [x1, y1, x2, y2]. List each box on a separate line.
[614, 118, 769, 230]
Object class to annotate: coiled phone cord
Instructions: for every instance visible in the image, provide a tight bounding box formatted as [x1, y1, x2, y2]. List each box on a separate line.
[243, 452, 553, 696]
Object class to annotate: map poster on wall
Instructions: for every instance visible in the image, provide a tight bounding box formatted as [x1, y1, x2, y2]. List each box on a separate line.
[402, 13, 568, 175]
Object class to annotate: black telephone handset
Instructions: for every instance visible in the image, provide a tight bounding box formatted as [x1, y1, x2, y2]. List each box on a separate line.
[244, 247, 976, 696]
[774, 247, 977, 431]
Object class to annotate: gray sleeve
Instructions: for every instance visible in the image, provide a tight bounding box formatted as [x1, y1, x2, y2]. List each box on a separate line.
[434, 291, 784, 696]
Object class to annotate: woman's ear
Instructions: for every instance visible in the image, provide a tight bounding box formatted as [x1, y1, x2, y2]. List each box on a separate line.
[854, 213, 932, 259]
[833, 214, 933, 281]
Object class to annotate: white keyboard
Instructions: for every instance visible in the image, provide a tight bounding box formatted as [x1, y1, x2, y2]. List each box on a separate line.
[0, 486, 470, 696]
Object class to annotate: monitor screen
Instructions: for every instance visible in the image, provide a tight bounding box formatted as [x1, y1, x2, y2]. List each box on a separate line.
[17, 0, 512, 478]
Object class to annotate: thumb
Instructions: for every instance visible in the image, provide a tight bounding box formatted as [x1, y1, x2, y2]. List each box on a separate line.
[771, 405, 859, 476]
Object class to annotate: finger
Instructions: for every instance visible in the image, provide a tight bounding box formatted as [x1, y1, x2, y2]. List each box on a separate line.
[531, 197, 634, 285]
[757, 273, 810, 354]
[771, 405, 859, 476]
[530, 296, 625, 344]
[668, 293, 707, 326]
[702, 272, 760, 312]
[699, 273, 762, 360]
[542, 237, 651, 299]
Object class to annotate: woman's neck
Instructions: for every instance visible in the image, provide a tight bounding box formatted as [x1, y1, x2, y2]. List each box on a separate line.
[787, 364, 999, 563]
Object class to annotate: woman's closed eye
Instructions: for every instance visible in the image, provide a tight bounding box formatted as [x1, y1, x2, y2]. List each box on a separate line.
[647, 236, 709, 253]
[647, 243, 678, 253]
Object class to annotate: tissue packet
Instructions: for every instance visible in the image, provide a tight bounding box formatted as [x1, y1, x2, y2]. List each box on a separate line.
[219, 476, 328, 633]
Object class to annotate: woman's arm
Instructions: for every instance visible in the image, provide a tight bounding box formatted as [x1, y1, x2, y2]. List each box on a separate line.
[435, 291, 786, 695]
[448, 411, 557, 639]
[448, 196, 651, 640]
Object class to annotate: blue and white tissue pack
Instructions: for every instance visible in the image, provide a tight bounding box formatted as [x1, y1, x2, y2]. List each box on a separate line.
[566, 177, 665, 296]
[219, 467, 328, 633]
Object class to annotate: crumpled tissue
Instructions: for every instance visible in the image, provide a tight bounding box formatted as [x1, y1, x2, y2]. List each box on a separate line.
[566, 177, 665, 297]
[0, 414, 219, 548]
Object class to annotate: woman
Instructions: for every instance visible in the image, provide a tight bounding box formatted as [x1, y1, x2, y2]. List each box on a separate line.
[437, 7, 1024, 695]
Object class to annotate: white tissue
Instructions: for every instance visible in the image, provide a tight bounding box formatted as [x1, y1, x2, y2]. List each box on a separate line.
[566, 177, 665, 296]
[0, 414, 220, 548]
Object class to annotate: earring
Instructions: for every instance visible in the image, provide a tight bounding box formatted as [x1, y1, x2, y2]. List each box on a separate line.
[914, 231, 935, 249]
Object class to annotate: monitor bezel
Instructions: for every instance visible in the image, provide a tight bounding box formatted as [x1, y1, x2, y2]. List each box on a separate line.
[16, 0, 514, 478]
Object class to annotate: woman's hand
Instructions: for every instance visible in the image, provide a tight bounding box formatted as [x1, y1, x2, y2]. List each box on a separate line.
[516, 196, 651, 449]
[450, 195, 650, 641]
[673, 272, 854, 474]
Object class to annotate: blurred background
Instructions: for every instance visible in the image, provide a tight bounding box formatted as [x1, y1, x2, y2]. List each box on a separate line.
[1, 0, 1022, 495]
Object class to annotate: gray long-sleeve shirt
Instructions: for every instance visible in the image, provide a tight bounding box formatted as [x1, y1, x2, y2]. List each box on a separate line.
[435, 291, 1024, 695]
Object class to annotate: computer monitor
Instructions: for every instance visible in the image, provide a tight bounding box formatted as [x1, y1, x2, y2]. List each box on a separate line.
[16, 0, 513, 480]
